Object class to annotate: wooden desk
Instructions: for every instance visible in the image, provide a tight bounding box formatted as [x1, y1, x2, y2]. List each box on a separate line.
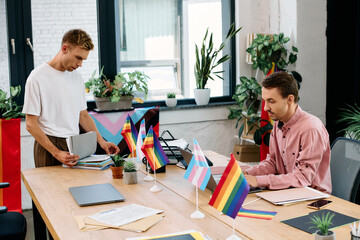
[22, 166, 248, 240]
[138, 150, 360, 240]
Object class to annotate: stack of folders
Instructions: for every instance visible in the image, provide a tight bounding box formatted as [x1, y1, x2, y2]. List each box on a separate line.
[73, 155, 113, 170]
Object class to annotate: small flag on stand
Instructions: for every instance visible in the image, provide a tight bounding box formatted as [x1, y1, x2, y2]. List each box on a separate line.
[141, 126, 169, 171]
[136, 119, 146, 163]
[209, 154, 250, 219]
[184, 139, 211, 191]
[121, 114, 138, 156]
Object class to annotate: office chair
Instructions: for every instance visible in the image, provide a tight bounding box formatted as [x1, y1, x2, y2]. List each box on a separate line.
[330, 137, 360, 204]
[0, 182, 27, 240]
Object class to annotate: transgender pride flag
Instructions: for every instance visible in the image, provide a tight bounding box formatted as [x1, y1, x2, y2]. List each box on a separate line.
[209, 153, 250, 219]
[183, 139, 211, 191]
[136, 119, 146, 163]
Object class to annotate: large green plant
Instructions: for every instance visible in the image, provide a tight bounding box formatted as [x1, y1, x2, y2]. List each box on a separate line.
[228, 77, 273, 145]
[246, 33, 299, 75]
[0, 86, 25, 119]
[85, 67, 149, 102]
[337, 104, 360, 140]
[194, 23, 241, 89]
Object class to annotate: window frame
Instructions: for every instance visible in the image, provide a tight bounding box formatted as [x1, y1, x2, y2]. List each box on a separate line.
[94, 0, 236, 110]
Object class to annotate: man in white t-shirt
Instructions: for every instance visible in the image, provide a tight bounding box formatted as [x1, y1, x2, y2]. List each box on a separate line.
[23, 29, 120, 168]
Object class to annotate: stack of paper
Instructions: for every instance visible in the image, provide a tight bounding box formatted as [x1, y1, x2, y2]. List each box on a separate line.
[74, 204, 164, 232]
[126, 230, 208, 240]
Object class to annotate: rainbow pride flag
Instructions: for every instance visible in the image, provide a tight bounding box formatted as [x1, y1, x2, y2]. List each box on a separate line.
[209, 154, 250, 219]
[136, 119, 146, 163]
[184, 139, 211, 191]
[141, 126, 169, 171]
[238, 207, 277, 220]
[121, 114, 138, 155]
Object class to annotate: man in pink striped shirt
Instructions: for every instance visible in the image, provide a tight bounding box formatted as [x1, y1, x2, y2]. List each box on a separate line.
[244, 72, 331, 194]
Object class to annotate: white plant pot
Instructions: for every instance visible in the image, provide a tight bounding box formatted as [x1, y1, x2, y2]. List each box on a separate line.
[123, 171, 138, 184]
[194, 88, 210, 105]
[315, 230, 335, 240]
[165, 98, 177, 107]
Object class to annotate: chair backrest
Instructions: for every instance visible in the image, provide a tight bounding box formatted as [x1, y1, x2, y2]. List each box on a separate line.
[330, 137, 360, 203]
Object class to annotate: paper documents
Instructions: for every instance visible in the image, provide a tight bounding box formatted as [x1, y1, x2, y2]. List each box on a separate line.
[89, 204, 163, 227]
[256, 187, 329, 205]
[126, 230, 209, 240]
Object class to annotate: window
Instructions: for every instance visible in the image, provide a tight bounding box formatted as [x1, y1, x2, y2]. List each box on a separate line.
[107, 0, 235, 103]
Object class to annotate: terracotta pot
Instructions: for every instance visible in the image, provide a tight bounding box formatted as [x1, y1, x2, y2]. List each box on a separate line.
[110, 166, 123, 179]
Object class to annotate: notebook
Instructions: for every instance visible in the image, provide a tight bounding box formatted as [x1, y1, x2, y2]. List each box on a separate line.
[256, 187, 329, 205]
[66, 131, 97, 159]
[69, 183, 125, 207]
[179, 149, 262, 194]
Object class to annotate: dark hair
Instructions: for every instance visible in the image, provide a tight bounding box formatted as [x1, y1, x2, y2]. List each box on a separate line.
[262, 71, 299, 103]
[61, 29, 94, 50]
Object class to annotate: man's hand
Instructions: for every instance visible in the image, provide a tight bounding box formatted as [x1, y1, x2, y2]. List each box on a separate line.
[100, 141, 120, 155]
[53, 150, 79, 167]
[244, 174, 258, 187]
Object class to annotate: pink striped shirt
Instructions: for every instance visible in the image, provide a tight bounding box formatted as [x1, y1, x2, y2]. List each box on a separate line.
[246, 106, 332, 193]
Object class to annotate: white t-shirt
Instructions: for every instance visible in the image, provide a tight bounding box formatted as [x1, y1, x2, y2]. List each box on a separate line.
[22, 63, 87, 138]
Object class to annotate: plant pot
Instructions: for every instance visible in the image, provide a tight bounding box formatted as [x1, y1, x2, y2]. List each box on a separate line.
[315, 230, 335, 240]
[351, 231, 360, 240]
[194, 88, 210, 105]
[110, 166, 123, 179]
[94, 96, 134, 111]
[165, 98, 177, 107]
[123, 171, 138, 184]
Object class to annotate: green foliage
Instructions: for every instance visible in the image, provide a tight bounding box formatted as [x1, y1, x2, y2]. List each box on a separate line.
[309, 212, 335, 235]
[85, 66, 149, 103]
[167, 92, 176, 98]
[194, 23, 242, 89]
[227, 77, 272, 146]
[110, 154, 127, 167]
[246, 33, 299, 75]
[337, 104, 360, 140]
[0, 86, 25, 119]
[124, 160, 137, 172]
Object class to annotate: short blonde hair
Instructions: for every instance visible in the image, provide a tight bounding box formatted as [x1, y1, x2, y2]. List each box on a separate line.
[61, 29, 94, 50]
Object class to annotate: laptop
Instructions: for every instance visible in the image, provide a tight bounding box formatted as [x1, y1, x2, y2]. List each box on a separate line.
[179, 149, 263, 194]
[69, 183, 125, 207]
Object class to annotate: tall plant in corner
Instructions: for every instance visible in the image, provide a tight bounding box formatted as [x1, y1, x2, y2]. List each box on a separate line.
[194, 23, 241, 105]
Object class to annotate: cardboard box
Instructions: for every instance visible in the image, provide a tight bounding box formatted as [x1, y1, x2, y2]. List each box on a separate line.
[233, 144, 260, 162]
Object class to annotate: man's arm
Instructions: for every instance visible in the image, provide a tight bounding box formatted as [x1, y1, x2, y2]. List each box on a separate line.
[25, 114, 78, 167]
[79, 110, 120, 155]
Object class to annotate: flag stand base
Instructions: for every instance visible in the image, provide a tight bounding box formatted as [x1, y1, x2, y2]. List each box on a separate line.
[150, 184, 161, 192]
[226, 235, 242, 240]
[190, 210, 205, 219]
[143, 175, 154, 181]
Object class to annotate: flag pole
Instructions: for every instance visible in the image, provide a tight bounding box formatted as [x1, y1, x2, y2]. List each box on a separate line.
[150, 150, 161, 192]
[225, 219, 242, 240]
[143, 159, 154, 181]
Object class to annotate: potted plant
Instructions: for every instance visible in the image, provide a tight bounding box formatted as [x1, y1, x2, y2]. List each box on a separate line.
[246, 33, 300, 76]
[165, 92, 177, 107]
[110, 154, 126, 179]
[228, 76, 273, 145]
[194, 23, 241, 105]
[337, 104, 360, 140]
[0, 86, 24, 119]
[85, 67, 149, 111]
[309, 211, 335, 240]
[123, 160, 138, 184]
